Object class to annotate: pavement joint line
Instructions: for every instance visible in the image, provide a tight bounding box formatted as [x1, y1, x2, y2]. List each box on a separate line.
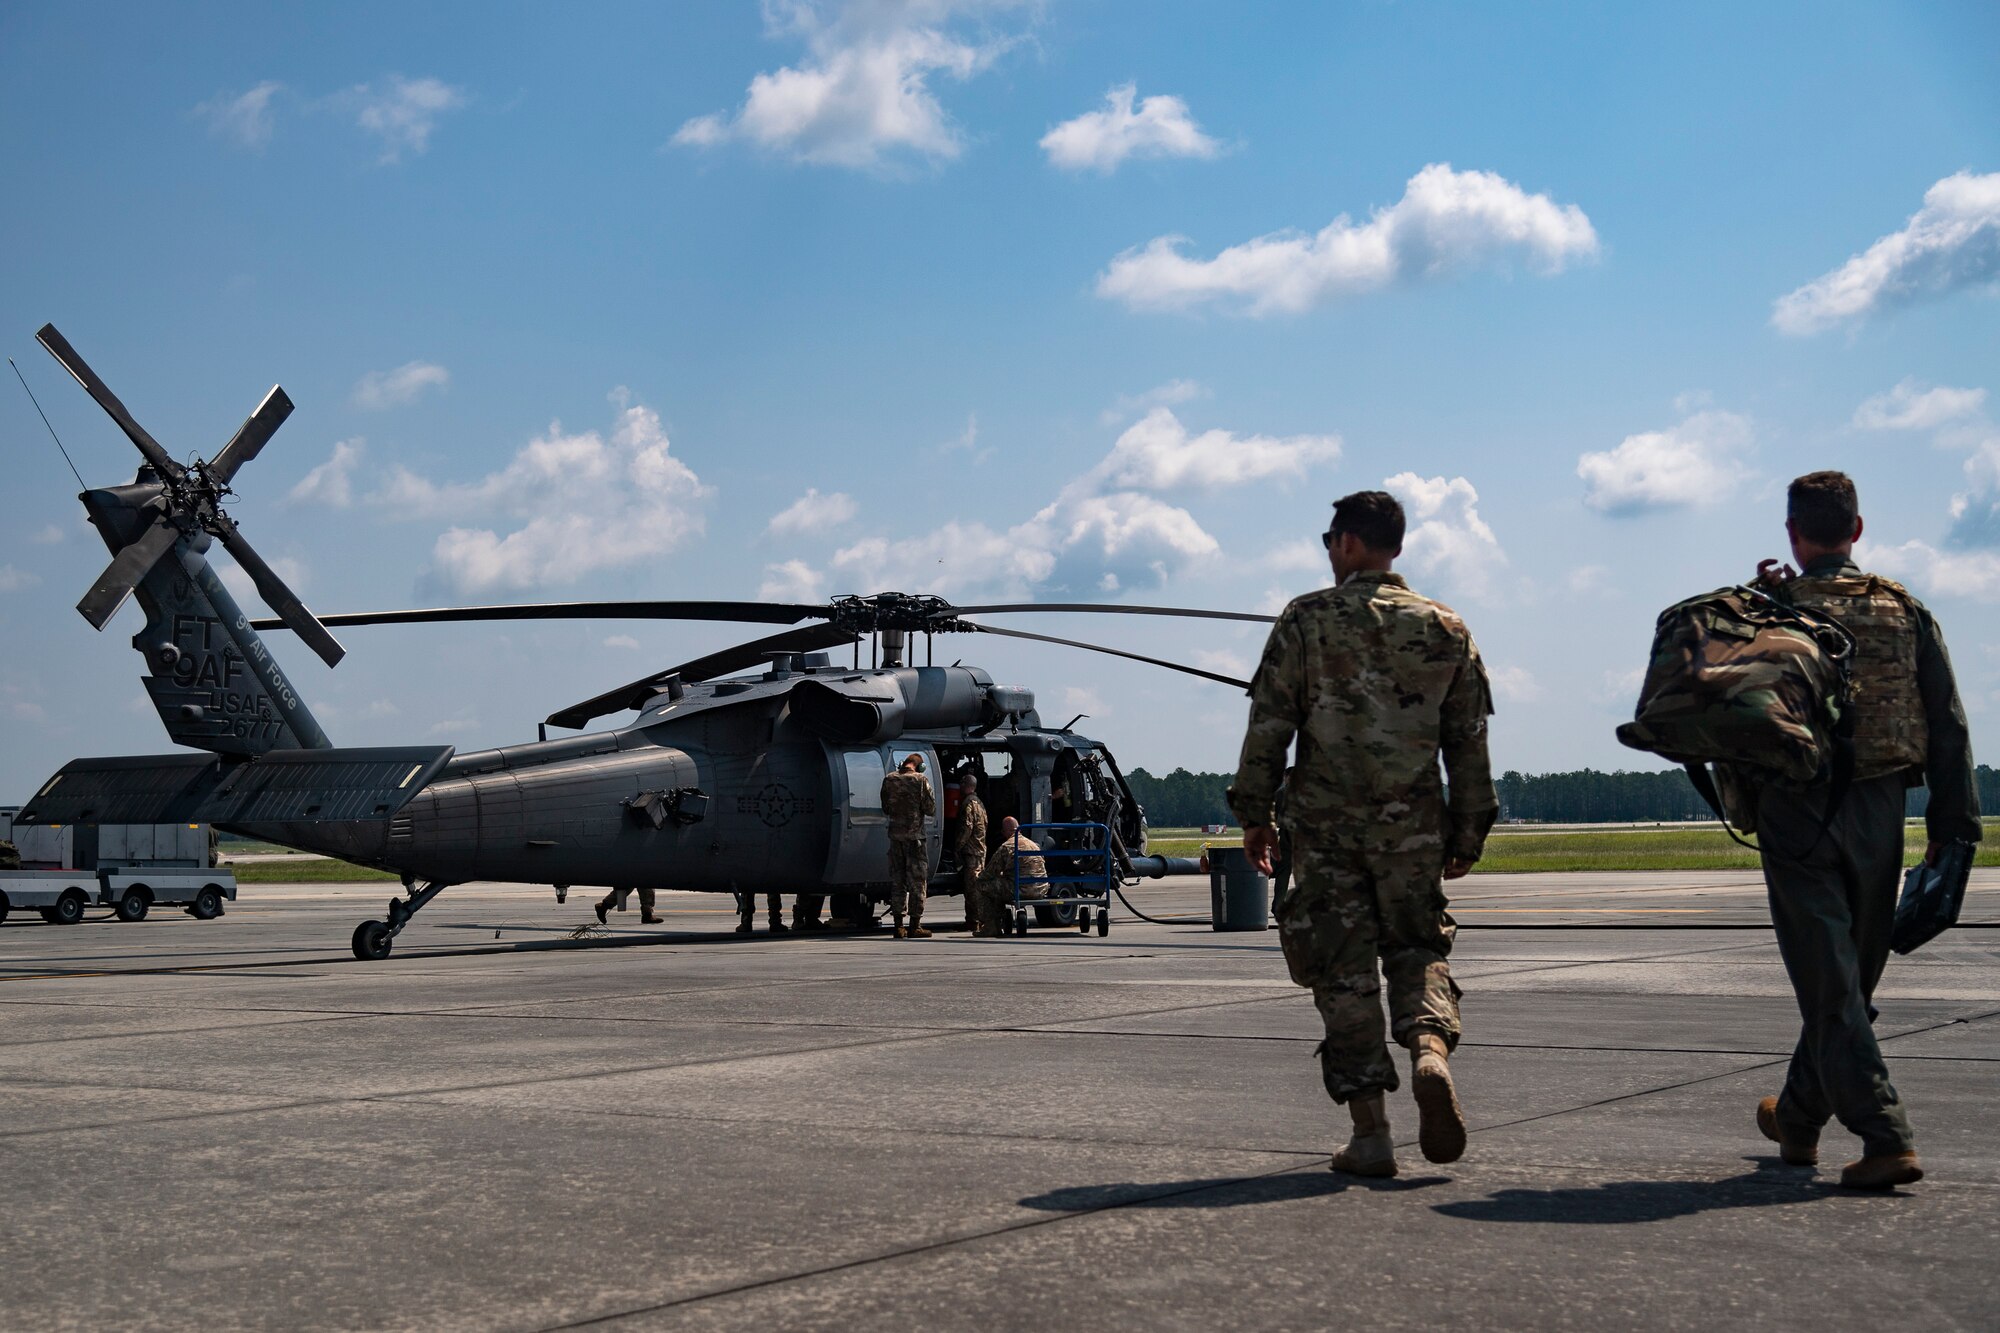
[0, 1025, 969, 1142]
[536, 1155, 2000, 1330]
[532, 1156, 1326, 1331]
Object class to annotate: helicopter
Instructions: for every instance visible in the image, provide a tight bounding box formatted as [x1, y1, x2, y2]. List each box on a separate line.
[13, 325, 1274, 959]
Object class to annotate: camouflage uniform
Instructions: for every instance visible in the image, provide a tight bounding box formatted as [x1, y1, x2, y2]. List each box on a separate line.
[1228, 571, 1496, 1103]
[976, 831, 1048, 932]
[1757, 557, 1980, 1157]
[0, 839, 18, 871]
[956, 792, 989, 926]
[880, 768, 935, 924]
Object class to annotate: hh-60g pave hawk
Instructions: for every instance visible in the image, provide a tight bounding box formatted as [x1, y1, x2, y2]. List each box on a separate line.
[14, 324, 1273, 958]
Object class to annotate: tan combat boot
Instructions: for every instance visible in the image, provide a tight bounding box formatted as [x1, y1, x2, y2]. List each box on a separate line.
[1756, 1096, 1819, 1166]
[1840, 1152, 1923, 1190]
[1409, 1032, 1467, 1164]
[892, 915, 907, 940]
[907, 916, 932, 939]
[1330, 1091, 1397, 1177]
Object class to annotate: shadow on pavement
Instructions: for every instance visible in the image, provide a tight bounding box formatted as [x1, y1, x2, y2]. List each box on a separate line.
[1433, 1161, 1831, 1225]
[1019, 1171, 1452, 1212]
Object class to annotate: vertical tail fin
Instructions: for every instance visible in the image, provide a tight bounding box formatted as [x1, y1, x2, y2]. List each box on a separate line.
[85, 485, 331, 754]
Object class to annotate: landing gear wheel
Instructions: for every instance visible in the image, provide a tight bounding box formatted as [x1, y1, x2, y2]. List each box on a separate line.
[115, 890, 151, 923]
[1096, 907, 1109, 936]
[44, 889, 88, 926]
[189, 886, 224, 921]
[1035, 900, 1080, 928]
[352, 920, 393, 960]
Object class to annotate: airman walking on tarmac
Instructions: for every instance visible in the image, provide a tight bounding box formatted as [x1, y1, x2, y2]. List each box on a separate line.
[881, 754, 936, 939]
[1230, 490, 1497, 1178]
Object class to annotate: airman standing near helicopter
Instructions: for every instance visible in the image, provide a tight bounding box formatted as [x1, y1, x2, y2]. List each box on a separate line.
[955, 769, 989, 930]
[882, 754, 936, 939]
[595, 885, 664, 926]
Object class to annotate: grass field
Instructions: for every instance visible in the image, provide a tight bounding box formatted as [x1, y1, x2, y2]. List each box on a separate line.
[1148, 825, 1998, 873]
[229, 859, 400, 884]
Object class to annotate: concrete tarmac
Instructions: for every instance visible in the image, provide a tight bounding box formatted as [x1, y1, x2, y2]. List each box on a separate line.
[1, 874, 1995, 1330]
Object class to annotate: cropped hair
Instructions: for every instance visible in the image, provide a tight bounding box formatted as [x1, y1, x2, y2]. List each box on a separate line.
[1330, 490, 1405, 554]
[1788, 471, 1859, 546]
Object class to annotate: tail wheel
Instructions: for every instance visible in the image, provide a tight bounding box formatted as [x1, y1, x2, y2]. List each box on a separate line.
[189, 886, 224, 920]
[352, 920, 393, 960]
[115, 888, 152, 923]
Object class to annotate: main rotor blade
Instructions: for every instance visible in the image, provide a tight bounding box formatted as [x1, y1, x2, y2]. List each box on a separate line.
[250, 600, 826, 631]
[953, 601, 1275, 624]
[35, 324, 185, 483]
[76, 514, 182, 629]
[214, 523, 345, 667]
[208, 385, 294, 485]
[964, 621, 1250, 690]
[545, 623, 859, 730]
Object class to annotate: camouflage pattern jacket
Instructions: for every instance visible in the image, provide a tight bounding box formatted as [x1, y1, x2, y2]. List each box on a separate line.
[982, 832, 1049, 899]
[880, 770, 935, 842]
[1228, 571, 1497, 861]
[955, 794, 988, 866]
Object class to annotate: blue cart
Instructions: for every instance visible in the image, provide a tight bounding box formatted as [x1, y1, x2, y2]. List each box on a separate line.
[1003, 821, 1114, 937]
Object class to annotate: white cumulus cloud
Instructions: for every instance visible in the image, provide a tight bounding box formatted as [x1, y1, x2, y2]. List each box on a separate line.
[759, 559, 827, 602]
[1577, 409, 1754, 516]
[0, 564, 39, 592]
[371, 392, 710, 594]
[1773, 171, 2000, 335]
[1384, 472, 1506, 599]
[1096, 163, 1598, 315]
[1487, 664, 1542, 704]
[672, 1, 1022, 169]
[196, 81, 282, 149]
[1860, 539, 2000, 602]
[1852, 378, 1987, 432]
[289, 438, 366, 507]
[352, 362, 449, 411]
[350, 76, 466, 162]
[768, 488, 858, 536]
[1086, 408, 1341, 491]
[603, 635, 641, 650]
[1041, 83, 1220, 173]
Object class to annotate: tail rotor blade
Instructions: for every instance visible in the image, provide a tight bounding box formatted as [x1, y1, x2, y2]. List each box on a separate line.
[208, 385, 294, 484]
[76, 515, 183, 629]
[965, 621, 1250, 689]
[214, 523, 345, 667]
[35, 324, 185, 482]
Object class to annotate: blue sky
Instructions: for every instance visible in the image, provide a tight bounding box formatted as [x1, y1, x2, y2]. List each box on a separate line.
[4, 0, 2000, 796]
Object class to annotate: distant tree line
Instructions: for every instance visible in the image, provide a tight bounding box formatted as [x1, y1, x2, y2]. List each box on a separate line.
[1124, 765, 2000, 826]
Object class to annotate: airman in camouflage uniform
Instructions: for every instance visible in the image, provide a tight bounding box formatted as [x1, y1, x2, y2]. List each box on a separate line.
[0, 839, 19, 871]
[1745, 473, 1978, 1191]
[1230, 490, 1496, 1177]
[881, 754, 936, 939]
[955, 771, 990, 929]
[974, 816, 1048, 935]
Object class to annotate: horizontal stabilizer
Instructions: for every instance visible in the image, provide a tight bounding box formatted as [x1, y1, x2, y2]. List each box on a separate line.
[16, 745, 455, 827]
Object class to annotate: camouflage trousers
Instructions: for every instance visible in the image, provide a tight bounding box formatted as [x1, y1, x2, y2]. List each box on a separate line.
[1276, 840, 1462, 1103]
[960, 854, 985, 926]
[888, 838, 928, 921]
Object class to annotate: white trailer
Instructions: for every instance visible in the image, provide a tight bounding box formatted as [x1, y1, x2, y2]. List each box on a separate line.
[0, 807, 236, 925]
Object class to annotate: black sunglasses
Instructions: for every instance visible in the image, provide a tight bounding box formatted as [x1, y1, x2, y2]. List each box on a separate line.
[1320, 529, 1338, 550]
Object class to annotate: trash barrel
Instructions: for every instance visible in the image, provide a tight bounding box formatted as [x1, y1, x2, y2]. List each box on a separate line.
[1207, 845, 1269, 932]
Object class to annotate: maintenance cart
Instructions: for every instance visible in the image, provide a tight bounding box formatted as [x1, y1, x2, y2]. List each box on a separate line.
[1002, 820, 1115, 937]
[0, 807, 236, 925]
